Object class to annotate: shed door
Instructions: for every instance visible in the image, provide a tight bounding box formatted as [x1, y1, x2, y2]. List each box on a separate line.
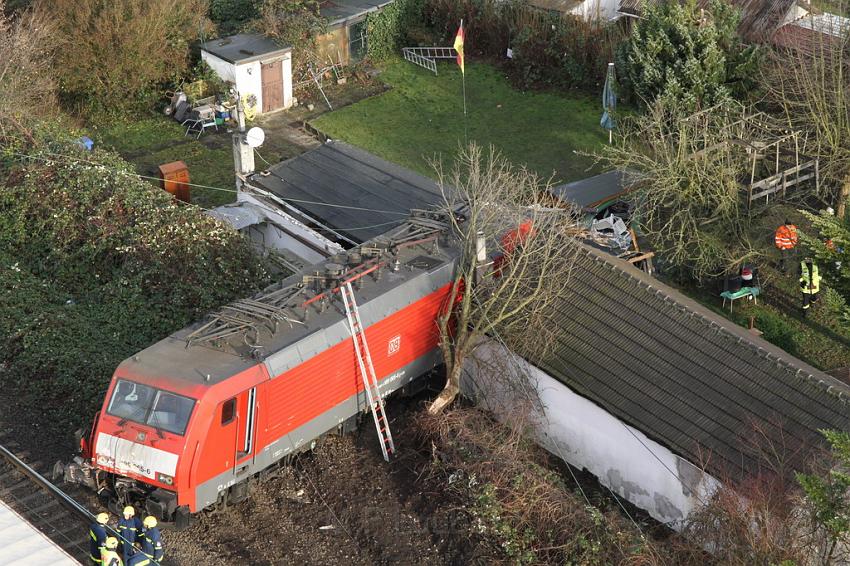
[261, 60, 283, 112]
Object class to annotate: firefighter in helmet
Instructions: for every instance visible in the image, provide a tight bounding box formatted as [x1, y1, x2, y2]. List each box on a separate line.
[117, 506, 142, 564]
[101, 537, 123, 566]
[800, 257, 821, 313]
[89, 512, 110, 564]
[774, 219, 798, 272]
[140, 516, 164, 563]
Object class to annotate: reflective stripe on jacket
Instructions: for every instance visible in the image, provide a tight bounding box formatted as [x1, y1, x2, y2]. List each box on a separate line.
[775, 225, 798, 250]
[141, 527, 164, 561]
[100, 549, 123, 566]
[89, 523, 107, 562]
[800, 262, 821, 294]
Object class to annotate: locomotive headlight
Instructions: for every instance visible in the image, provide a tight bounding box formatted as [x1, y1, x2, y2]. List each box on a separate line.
[157, 472, 174, 486]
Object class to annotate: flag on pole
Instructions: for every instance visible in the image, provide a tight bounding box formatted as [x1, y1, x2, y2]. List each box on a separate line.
[454, 21, 465, 74]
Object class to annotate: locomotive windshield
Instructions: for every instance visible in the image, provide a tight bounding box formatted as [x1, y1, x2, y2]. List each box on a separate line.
[107, 379, 195, 436]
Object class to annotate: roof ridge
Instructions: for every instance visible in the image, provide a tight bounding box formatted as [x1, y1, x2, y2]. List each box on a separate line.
[578, 243, 850, 406]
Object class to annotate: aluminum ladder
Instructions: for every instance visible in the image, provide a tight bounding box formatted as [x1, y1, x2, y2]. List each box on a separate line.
[402, 47, 457, 75]
[339, 281, 396, 461]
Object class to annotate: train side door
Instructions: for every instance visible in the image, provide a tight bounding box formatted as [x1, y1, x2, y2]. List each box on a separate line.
[234, 387, 258, 474]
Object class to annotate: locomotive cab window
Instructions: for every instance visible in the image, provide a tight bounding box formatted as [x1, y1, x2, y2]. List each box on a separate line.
[221, 398, 236, 425]
[106, 379, 196, 436]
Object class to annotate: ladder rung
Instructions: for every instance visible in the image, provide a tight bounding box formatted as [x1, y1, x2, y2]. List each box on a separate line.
[340, 280, 396, 461]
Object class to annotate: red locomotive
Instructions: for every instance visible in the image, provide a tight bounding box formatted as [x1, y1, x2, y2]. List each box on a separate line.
[59, 215, 458, 527]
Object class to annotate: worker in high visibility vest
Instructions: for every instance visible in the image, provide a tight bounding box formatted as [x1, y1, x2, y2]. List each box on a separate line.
[800, 258, 821, 313]
[101, 537, 123, 566]
[140, 516, 164, 563]
[89, 512, 109, 564]
[775, 220, 798, 272]
[117, 506, 142, 564]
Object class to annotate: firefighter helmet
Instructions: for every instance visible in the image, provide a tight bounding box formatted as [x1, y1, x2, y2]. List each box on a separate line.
[123, 506, 135, 517]
[105, 537, 119, 550]
[143, 516, 157, 528]
[96, 512, 109, 524]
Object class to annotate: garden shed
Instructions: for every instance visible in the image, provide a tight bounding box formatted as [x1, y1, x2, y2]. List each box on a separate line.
[316, 0, 394, 65]
[201, 34, 293, 114]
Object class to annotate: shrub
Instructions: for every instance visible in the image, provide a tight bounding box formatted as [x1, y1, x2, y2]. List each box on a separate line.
[40, 0, 212, 116]
[366, 0, 425, 61]
[250, 0, 326, 74]
[0, 1, 57, 138]
[0, 133, 268, 432]
[210, 0, 260, 35]
[421, 0, 623, 93]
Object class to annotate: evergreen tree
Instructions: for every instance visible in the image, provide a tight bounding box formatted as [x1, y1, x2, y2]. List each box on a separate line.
[618, 0, 758, 111]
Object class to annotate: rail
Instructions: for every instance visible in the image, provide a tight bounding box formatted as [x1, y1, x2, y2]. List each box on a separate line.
[0, 441, 93, 562]
[0, 441, 163, 565]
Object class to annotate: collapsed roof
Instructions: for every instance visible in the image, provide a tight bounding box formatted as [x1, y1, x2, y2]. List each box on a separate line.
[248, 141, 446, 245]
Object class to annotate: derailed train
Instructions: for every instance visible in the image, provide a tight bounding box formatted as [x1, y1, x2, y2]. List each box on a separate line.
[59, 213, 460, 527]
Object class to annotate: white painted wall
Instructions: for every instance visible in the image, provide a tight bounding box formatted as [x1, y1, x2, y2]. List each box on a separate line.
[462, 341, 720, 529]
[201, 51, 293, 113]
[570, 0, 622, 21]
[237, 192, 344, 262]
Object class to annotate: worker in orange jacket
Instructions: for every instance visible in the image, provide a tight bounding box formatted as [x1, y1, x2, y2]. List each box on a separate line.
[775, 219, 798, 272]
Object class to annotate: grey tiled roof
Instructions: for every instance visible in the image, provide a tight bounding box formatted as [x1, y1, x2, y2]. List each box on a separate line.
[540, 243, 850, 478]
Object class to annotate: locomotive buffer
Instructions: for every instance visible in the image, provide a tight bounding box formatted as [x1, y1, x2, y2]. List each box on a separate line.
[340, 281, 396, 461]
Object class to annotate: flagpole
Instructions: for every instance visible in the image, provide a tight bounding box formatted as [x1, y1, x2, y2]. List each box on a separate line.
[462, 69, 468, 144]
[459, 19, 468, 144]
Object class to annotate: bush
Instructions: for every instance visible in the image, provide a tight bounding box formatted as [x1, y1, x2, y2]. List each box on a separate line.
[210, 0, 260, 35]
[421, 0, 623, 93]
[366, 0, 424, 61]
[0, 133, 268, 432]
[40, 0, 212, 116]
[0, 1, 57, 138]
[507, 12, 623, 91]
[250, 0, 326, 74]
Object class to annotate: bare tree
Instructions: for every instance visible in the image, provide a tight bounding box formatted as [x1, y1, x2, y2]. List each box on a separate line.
[763, 9, 850, 217]
[428, 144, 577, 414]
[597, 101, 760, 281]
[0, 1, 56, 140]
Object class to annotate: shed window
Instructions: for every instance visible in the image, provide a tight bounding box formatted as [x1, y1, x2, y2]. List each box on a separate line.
[221, 398, 236, 425]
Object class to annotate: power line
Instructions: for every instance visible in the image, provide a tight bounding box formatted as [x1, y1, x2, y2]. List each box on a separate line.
[5, 148, 410, 217]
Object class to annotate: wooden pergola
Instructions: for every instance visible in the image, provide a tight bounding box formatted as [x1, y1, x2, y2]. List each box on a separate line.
[682, 103, 820, 211]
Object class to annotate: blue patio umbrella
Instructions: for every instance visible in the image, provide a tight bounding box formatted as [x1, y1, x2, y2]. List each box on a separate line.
[601, 62, 617, 144]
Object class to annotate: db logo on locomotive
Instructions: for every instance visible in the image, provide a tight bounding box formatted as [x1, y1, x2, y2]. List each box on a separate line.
[387, 335, 401, 356]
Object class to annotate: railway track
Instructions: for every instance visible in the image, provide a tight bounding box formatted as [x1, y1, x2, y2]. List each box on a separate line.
[0, 433, 92, 563]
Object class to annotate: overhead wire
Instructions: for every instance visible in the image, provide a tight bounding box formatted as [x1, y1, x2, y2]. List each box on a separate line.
[4, 147, 410, 216]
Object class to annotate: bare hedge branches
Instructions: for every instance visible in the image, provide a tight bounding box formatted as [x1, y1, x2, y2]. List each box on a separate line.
[428, 144, 578, 413]
[763, 9, 850, 217]
[40, 0, 212, 114]
[0, 1, 57, 140]
[416, 407, 701, 565]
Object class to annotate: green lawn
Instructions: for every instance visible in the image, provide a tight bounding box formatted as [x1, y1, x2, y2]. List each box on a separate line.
[90, 115, 309, 209]
[90, 117, 238, 209]
[311, 60, 609, 183]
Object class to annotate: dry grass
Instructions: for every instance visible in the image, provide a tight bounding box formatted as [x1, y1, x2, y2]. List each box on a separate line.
[415, 406, 704, 565]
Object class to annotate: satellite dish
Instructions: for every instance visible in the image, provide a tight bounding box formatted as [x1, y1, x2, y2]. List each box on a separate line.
[245, 127, 265, 148]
